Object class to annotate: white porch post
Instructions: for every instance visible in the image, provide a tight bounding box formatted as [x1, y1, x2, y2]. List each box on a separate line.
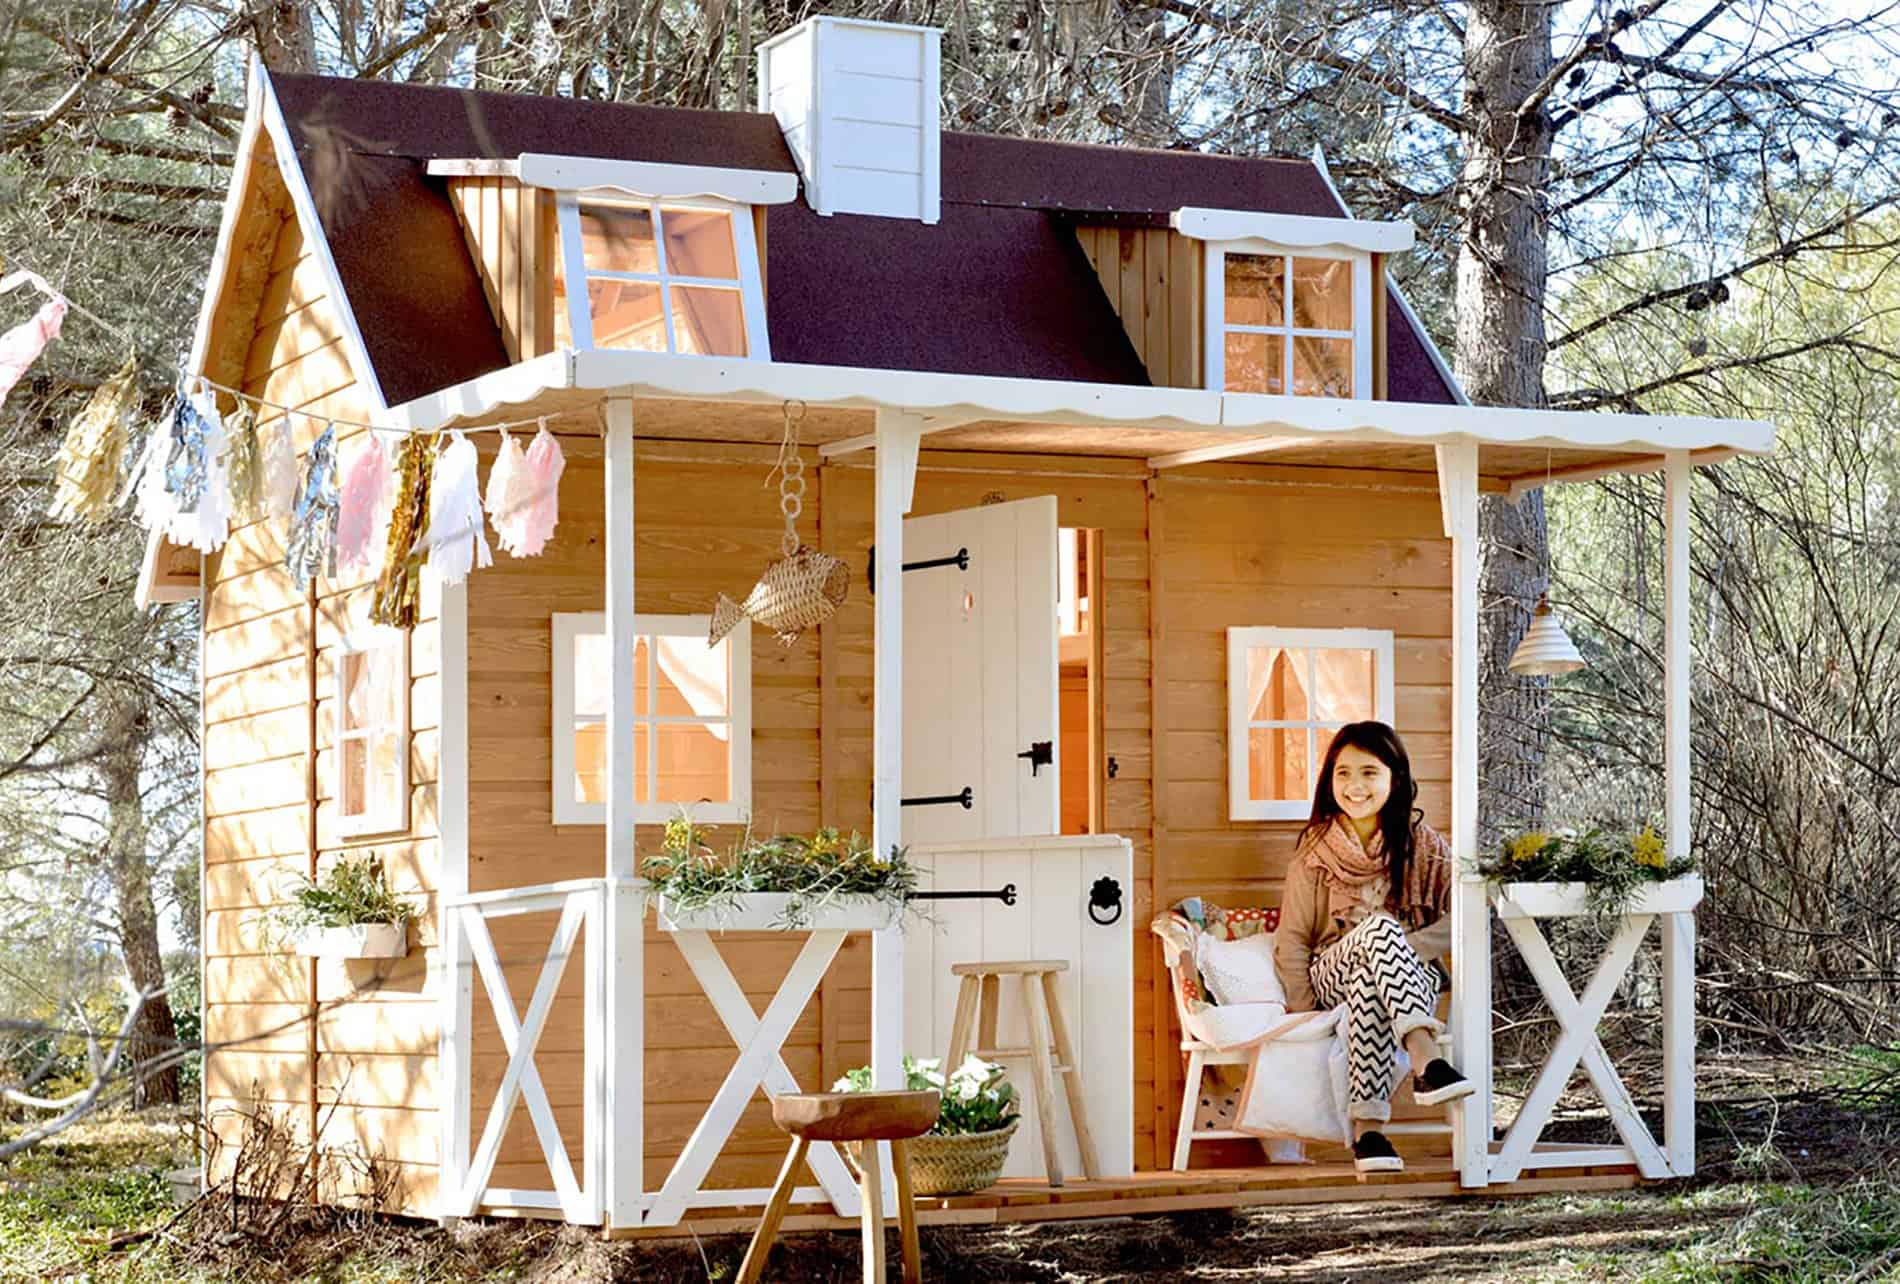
[1662, 450, 1695, 1175]
[871, 409, 922, 1213]
[436, 576, 472, 1222]
[603, 396, 645, 1225]
[1437, 440, 1490, 1188]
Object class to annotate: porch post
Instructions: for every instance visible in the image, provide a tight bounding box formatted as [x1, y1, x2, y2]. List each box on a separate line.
[603, 395, 645, 1225]
[1436, 440, 1490, 1188]
[1662, 450, 1694, 1175]
[871, 409, 922, 1213]
[436, 576, 472, 1221]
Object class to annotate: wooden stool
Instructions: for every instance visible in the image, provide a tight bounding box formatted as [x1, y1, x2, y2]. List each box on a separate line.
[944, 960, 1099, 1187]
[738, 1089, 940, 1284]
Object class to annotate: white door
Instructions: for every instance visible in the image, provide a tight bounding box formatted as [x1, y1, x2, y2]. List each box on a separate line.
[899, 495, 1059, 846]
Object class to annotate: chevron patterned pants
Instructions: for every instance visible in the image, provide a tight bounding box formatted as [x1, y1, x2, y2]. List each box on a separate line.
[1309, 912, 1444, 1122]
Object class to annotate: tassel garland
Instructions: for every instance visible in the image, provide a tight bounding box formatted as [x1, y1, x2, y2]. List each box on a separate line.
[425, 430, 491, 586]
[514, 424, 565, 557]
[259, 418, 298, 521]
[47, 352, 137, 525]
[0, 294, 66, 406]
[165, 386, 232, 553]
[336, 433, 391, 572]
[285, 422, 340, 588]
[483, 429, 529, 554]
[370, 434, 437, 630]
[223, 404, 261, 524]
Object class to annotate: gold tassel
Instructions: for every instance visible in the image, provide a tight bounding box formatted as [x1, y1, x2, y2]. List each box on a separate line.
[370, 434, 437, 630]
[46, 353, 137, 524]
[222, 403, 260, 524]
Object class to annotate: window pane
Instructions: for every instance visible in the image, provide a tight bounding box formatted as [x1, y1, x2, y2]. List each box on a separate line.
[370, 643, 399, 726]
[340, 652, 369, 734]
[588, 281, 667, 351]
[1224, 253, 1283, 327]
[372, 732, 402, 818]
[1248, 726, 1308, 802]
[575, 633, 649, 717]
[1247, 647, 1309, 721]
[661, 208, 739, 280]
[340, 736, 368, 818]
[1224, 332, 1283, 394]
[1291, 337, 1354, 398]
[669, 287, 747, 357]
[655, 636, 730, 722]
[1312, 648, 1376, 722]
[573, 724, 649, 805]
[579, 204, 659, 274]
[655, 722, 731, 804]
[1290, 257, 1353, 332]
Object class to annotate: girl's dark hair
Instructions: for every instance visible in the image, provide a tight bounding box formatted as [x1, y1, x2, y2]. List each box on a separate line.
[1300, 721, 1421, 909]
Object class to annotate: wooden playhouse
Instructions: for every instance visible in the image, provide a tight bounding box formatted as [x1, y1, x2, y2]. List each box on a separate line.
[168, 19, 1773, 1235]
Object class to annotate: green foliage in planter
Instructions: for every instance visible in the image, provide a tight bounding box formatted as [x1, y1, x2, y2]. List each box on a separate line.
[640, 816, 918, 930]
[1475, 825, 1697, 917]
[269, 856, 417, 935]
[833, 1054, 1019, 1136]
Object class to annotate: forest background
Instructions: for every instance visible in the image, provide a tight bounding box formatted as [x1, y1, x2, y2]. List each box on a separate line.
[1, 0, 1899, 1275]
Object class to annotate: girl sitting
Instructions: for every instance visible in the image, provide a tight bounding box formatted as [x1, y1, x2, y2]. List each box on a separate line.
[1273, 720, 1475, 1176]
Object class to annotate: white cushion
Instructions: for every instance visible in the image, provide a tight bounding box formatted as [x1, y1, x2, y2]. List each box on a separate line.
[1183, 999, 1288, 1051]
[1198, 932, 1287, 1007]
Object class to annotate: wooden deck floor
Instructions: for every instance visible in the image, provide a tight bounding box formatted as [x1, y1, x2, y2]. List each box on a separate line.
[604, 1159, 1643, 1240]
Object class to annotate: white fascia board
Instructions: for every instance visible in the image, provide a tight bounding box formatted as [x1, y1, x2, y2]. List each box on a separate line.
[185, 58, 267, 376]
[513, 153, 798, 205]
[756, 13, 941, 53]
[257, 66, 389, 414]
[387, 346, 1774, 458]
[1172, 207, 1415, 254]
[135, 529, 201, 607]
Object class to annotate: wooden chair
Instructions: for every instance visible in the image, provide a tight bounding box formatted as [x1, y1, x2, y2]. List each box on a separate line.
[738, 1089, 940, 1284]
[944, 960, 1098, 1187]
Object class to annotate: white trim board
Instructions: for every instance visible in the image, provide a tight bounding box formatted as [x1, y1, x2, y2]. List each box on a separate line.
[390, 346, 1774, 458]
[425, 154, 799, 205]
[1172, 207, 1415, 254]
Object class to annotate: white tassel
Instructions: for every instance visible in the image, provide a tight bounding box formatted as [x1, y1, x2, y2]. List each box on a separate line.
[425, 431, 491, 587]
[260, 419, 298, 521]
[484, 428, 531, 556]
[166, 387, 232, 553]
[132, 426, 177, 533]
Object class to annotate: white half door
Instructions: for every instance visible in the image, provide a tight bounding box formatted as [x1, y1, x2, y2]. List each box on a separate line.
[899, 495, 1059, 847]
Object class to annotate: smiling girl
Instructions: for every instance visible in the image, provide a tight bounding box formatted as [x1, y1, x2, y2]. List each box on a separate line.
[1272, 720, 1474, 1176]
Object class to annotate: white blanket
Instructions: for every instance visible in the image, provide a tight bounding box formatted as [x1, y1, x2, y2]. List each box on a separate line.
[1232, 1007, 1361, 1149]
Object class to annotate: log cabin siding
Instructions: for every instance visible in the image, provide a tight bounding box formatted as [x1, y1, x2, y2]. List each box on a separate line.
[1073, 226, 1201, 390]
[445, 176, 555, 363]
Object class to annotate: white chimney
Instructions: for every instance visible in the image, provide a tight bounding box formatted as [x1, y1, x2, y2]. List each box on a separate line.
[758, 16, 941, 224]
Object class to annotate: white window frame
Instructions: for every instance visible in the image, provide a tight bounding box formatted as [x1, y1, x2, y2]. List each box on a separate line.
[334, 625, 410, 838]
[1226, 626, 1395, 822]
[555, 193, 770, 361]
[1202, 242, 1373, 399]
[550, 612, 753, 826]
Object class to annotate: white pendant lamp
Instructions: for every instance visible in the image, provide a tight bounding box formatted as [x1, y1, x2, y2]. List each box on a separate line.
[1509, 593, 1585, 676]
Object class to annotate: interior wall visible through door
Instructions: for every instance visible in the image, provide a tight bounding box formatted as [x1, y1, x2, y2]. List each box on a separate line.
[1059, 528, 1104, 835]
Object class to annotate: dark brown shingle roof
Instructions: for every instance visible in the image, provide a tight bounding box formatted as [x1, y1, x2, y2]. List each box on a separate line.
[266, 72, 1456, 408]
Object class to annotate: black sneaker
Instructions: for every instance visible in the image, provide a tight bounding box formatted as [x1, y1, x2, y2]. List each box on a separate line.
[1352, 1129, 1403, 1175]
[1413, 1058, 1476, 1106]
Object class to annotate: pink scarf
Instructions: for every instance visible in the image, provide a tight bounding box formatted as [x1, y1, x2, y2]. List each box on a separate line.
[1302, 817, 1450, 931]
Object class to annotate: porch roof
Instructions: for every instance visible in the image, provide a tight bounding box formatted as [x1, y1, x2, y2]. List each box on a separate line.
[390, 347, 1776, 494]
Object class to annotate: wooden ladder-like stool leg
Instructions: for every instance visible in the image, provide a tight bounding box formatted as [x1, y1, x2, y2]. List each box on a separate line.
[857, 1139, 887, 1284]
[1041, 970, 1100, 1179]
[944, 976, 979, 1070]
[892, 1137, 922, 1284]
[1021, 974, 1065, 1187]
[737, 1135, 809, 1284]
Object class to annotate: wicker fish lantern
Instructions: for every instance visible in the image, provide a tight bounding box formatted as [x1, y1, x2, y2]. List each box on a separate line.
[709, 402, 848, 647]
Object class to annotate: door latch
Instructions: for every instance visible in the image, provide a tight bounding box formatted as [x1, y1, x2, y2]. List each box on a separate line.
[1017, 740, 1053, 776]
[1088, 876, 1123, 927]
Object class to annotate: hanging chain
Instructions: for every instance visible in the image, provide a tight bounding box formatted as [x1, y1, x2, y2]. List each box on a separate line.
[773, 399, 808, 557]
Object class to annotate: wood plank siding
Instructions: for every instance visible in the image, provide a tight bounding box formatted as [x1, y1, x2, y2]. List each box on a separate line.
[1073, 227, 1201, 389]
[445, 177, 555, 363]
[200, 202, 445, 1216]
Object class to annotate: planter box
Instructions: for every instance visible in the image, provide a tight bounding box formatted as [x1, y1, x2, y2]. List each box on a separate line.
[294, 922, 409, 958]
[1493, 873, 1704, 921]
[655, 892, 902, 933]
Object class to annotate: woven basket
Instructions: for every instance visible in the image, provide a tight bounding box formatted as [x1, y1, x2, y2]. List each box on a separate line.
[903, 1120, 1019, 1196]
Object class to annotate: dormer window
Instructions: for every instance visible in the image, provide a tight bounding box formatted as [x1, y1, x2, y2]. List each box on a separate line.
[1173, 207, 1414, 400]
[561, 197, 765, 358]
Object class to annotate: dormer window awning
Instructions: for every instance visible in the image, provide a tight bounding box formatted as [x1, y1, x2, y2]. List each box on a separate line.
[1171, 208, 1415, 255]
[427, 154, 799, 205]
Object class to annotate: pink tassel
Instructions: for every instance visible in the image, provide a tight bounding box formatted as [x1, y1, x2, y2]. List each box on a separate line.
[484, 429, 531, 556]
[0, 295, 66, 406]
[335, 434, 391, 572]
[514, 425, 566, 558]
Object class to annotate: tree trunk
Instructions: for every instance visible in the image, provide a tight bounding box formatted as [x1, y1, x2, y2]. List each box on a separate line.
[1454, 0, 1555, 844]
[250, 0, 317, 73]
[101, 690, 180, 1107]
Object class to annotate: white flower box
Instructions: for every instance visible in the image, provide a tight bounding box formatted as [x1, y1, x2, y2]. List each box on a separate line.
[655, 892, 902, 933]
[1492, 873, 1704, 921]
[294, 922, 409, 958]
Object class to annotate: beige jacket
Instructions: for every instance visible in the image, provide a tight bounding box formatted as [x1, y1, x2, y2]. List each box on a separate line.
[1272, 821, 1454, 1013]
